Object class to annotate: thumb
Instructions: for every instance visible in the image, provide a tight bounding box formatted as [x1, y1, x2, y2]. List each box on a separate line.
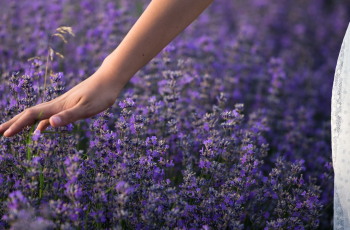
[50, 106, 83, 127]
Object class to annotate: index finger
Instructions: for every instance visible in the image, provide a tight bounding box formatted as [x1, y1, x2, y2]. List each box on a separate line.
[0, 112, 25, 134]
[1, 103, 60, 137]
[0, 100, 53, 134]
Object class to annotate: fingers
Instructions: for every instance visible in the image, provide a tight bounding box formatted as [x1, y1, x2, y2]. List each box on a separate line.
[50, 104, 86, 128]
[0, 99, 57, 133]
[0, 112, 25, 134]
[2, 103, 61, 137]
[0, 99, 59, 135]
[8, 103, 85, 135]
[36, 119, 51, 132]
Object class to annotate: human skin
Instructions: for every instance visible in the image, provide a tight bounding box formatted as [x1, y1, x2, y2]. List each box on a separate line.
[0, 0, 214, 137]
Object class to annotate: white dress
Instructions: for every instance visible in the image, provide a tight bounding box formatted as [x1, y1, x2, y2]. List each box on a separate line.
[332, 22, 350, 229]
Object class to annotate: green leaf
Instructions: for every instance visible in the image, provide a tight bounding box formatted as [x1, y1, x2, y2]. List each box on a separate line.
[136, 2, 143, 16]
[26, 109, 44, 160]
[43, 183, 49, 194]
[39, 163, 44, 187]
[28, 109, 44, 141]
[63, 164, 68, 176]
[27, 147, 31, 161]
[85, 204, 91, 230]
[36, 145, 40, 156]
[41, 130, 94, 134]
[8, 161, 24, 177]
[105, 183, 117, 194]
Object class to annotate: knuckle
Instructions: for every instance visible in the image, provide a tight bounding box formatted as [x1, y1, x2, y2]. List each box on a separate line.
[63, 110, 74, 121]
[24, 108, 35, 117]
[80, 103, 93, 117]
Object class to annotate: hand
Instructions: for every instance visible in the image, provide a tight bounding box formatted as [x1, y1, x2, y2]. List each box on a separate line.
[0, 0, 214, 138]
[0, 63, 123, 137]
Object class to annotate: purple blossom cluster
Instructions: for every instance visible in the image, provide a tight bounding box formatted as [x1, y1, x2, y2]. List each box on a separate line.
[0, 0, 347, 229]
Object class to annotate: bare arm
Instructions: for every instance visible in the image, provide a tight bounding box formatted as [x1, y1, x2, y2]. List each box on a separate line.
[101, 0, 214, 89]
[0, 0, 214, 137]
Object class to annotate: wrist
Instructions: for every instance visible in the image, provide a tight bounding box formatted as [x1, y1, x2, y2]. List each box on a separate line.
[90, 58, 126, 101]
[99, 55, 132, 87]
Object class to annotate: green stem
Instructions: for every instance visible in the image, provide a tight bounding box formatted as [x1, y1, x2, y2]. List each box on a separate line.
[85, 204, 91, 230]
[43, 35, 53, 102]
[162, 105, 168, 137]
[320, 200, 333, 215]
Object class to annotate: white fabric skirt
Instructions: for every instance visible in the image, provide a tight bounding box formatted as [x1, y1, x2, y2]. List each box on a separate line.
[332, 22, 350, 229]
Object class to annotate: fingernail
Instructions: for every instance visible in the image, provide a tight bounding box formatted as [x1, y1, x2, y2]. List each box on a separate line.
[4, 128, 11, 136]
[51, 117, 61, 126]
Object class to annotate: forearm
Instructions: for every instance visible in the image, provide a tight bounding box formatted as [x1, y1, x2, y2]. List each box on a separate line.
[97, 0, 214, 92]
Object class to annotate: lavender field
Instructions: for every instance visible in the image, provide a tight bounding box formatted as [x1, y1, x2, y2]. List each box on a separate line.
[0, 0, 349, 229]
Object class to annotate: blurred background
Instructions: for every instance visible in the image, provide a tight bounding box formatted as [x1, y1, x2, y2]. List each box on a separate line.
[1, 0, 350, 228]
